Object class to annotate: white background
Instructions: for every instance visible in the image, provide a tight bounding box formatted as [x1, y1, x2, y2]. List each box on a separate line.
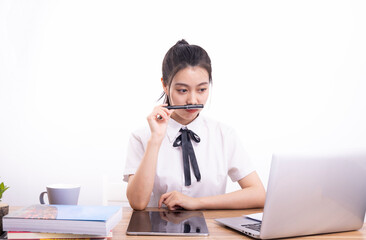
[1, 0, 365, 206]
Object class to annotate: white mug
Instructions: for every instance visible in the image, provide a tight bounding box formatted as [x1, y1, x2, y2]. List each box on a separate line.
[39, 184, 80, 205]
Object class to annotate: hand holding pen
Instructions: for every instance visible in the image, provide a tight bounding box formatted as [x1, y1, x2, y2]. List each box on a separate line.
[147, 104, 204, 142]
[146, 104, 174, 142]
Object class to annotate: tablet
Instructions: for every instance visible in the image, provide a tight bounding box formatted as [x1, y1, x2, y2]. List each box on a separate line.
[126, 210, 209, 236]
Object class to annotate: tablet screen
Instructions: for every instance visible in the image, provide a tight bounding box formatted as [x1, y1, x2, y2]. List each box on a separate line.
[126, 210, 209, 236]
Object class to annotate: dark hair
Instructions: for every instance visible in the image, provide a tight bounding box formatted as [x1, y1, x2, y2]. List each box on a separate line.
[160, 39, 212, 104]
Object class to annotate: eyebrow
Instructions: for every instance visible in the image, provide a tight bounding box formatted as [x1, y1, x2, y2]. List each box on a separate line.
[174, 82, 209, 87]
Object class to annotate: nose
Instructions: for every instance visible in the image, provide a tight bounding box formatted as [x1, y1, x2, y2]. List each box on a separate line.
[187, 92, 198, 105]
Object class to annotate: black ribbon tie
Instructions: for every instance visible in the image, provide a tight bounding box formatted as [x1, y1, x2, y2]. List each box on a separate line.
[173, 127, 201, 186]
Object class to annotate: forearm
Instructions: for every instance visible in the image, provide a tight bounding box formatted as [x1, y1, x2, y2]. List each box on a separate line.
[126, 138, 162, 210]
[197, 186, 266, 210]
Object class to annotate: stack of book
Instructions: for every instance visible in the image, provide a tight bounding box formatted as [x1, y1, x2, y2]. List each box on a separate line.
[6, 231, 113, 240]
[2, 205, 122, 240]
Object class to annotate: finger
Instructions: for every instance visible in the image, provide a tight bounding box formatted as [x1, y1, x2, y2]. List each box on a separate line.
[164, 194, 180, 210]
[155, 109, 170, 121]
[164, 191, 176, 204]
[151, 112, 166, 122]
[158, 192, 171, 208]
[152, 104, 173, 121]
[168, 205, 177, 211]
[161, 106, 175, 118]
[166, 201, 180, 211]
[161, 192, 177, 209]
[161, 107, 174, 117]
[158, 196, 165, 208]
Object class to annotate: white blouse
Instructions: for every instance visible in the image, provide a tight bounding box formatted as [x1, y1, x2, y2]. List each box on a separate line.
[123, 114, 254, 207]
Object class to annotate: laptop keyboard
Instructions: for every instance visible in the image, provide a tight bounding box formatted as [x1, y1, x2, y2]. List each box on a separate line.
[241, 223, 262, 232]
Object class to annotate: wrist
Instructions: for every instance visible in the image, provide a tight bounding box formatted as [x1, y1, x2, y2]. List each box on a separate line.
[195, 197, 205, 210]
[148, 134, 164, 146]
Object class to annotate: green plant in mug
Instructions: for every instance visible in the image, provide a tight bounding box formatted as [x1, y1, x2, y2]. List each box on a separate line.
[0, 179, 9, 201]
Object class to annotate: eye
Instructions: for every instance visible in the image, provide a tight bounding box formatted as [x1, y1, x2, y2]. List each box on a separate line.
[177, 89, 188, 93]
[198, 88, 207, 93]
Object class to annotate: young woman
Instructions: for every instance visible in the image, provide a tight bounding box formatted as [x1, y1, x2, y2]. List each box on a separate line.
[123, 40, 266, 211]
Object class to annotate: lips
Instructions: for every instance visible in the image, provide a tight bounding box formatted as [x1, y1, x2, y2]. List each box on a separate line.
[185, 109, 198, 114]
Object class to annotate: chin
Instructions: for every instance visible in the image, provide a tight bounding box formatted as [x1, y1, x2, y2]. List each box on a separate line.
[183, 113, 199, 122]
[173, 110, 201, 124]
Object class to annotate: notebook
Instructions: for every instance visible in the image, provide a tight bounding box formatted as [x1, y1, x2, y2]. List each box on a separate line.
[126, 210, 209, 236]
[216, 152, 366, 239]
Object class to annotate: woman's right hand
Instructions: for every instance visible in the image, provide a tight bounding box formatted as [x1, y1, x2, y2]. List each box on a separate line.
[147, 104, 173, 142]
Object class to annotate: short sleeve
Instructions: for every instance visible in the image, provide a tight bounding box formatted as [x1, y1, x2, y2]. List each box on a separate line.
[123, 130, 146, 182]
[226, 128, 255, 182]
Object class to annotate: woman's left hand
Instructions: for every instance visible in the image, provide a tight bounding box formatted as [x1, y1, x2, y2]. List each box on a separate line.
[158, 191, 201, 210]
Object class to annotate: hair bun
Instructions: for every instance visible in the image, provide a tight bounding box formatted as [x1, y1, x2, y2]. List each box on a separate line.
[176, 39, 189, 45]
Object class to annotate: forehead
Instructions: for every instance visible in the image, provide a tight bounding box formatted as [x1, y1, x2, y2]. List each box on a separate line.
[171, 66, 209, 86]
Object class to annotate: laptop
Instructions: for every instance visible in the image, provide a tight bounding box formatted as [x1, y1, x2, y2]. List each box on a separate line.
[126, 210, 209, 236]
[216, 152, 366, 239]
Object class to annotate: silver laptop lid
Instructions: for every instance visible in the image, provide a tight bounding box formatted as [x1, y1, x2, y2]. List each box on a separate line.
[260, 152, 366, 239]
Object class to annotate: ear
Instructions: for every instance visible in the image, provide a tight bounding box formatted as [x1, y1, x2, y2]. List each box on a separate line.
[161, 78, 169, 95]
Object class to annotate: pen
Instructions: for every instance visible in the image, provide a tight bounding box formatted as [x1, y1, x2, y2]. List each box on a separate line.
[164, 104, 204, 110]
[156, 104, 204, 120]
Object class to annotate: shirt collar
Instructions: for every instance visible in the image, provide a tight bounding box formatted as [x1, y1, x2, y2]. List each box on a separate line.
[166, 115, 204, 143]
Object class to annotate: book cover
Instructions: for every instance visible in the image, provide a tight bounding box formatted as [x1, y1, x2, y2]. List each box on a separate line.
[7, 231, 112, 240]
[3, 205, 122, 236]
